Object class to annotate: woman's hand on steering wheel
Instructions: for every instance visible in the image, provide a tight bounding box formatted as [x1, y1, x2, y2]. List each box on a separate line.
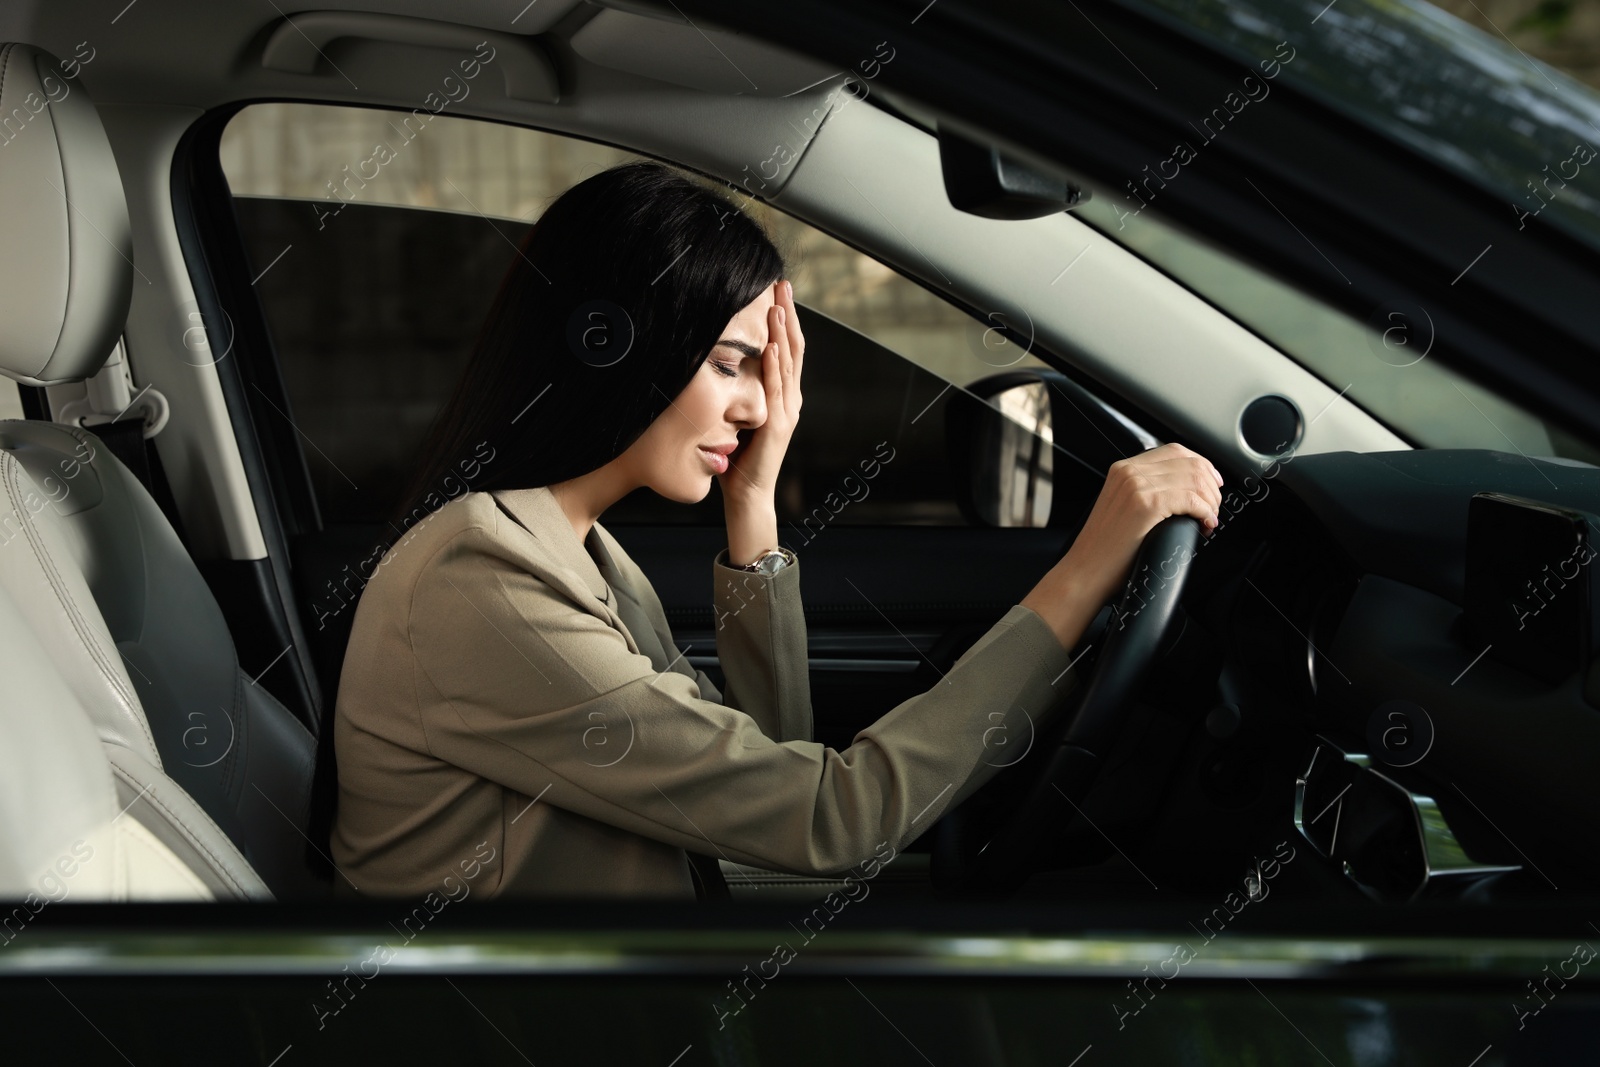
[948, 443, 1222, 894]
[1065, 442, 1223, 606]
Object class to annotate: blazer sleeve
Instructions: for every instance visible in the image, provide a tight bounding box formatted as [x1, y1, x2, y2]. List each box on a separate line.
[705, 548, 812, 743]
[407, 525, 1083, 879]
[617, 544, 812, 744]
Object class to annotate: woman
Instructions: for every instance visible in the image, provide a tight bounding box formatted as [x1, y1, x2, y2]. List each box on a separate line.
[330, 160, 1224, 899]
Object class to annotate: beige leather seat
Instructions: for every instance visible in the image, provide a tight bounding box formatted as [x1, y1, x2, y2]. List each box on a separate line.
[0, 42, 318, 897]
[0, 450, 272, 900]
[0, 580, 215, 902]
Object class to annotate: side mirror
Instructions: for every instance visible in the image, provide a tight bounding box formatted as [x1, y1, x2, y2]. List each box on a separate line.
[946, 369, 1146, 527]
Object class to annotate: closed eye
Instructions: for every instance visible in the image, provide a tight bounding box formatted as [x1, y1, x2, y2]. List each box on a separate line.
[711, 337, 760, 379]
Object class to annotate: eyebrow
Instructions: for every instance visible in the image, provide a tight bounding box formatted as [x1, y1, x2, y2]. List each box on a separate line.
[713, 338, 762, 359]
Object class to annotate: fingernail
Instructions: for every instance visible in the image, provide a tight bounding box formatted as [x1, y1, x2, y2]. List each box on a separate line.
[777, 306, 786, 326]
[784, 280, 793, 298]
[1212, 467, 1222, 486]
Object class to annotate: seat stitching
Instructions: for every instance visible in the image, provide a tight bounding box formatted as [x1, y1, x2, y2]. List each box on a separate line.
[0, 44, 15, 102]
[109, 761, 251, 897]
[2, 458, 157, 755]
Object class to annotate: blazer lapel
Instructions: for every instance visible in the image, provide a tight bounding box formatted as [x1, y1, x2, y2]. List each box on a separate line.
[486, 485, 685, 674]
[488, 485, 641, 651]
[586, 529, 676, 671]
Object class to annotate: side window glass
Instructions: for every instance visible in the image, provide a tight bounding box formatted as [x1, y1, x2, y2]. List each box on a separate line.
[219, 103, 638, 526]
[736, 205, 1153, 531]
[220, 104, 1108, 533]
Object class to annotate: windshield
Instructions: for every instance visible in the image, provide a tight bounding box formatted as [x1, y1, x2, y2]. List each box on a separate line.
[1055, 0, 1600, 464]
[1118, 0, 1600, 252]
[1072, 193, 1600, 464]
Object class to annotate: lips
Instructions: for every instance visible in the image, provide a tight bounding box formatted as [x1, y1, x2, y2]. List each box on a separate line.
[698, 446, 729, 474]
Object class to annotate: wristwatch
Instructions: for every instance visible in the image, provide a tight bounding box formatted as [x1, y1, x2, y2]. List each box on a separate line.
[736, 546, 796, 576]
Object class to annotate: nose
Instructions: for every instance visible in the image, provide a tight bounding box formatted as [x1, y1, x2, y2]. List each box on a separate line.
[731, 371, 767, 429]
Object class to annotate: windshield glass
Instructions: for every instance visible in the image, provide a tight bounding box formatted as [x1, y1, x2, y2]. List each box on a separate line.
[1072, 193, 1600, 464]
[1119, 0, 1600, 253]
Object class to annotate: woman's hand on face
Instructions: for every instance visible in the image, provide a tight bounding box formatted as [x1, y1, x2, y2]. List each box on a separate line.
[720, 279, 804, 506]
[1060, 442, 1224, 606]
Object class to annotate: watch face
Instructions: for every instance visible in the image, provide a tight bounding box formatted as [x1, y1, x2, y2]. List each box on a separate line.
[752, 549, 789, 575]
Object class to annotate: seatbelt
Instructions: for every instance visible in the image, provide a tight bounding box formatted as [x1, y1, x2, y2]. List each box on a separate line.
[50, 338, 189, 549]
[91, 417, 153, 487]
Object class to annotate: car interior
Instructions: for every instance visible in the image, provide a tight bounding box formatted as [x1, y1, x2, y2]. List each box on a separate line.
[1, 0, 1597, 919]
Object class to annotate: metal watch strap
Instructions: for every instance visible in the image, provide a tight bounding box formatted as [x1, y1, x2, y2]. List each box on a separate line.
[736, 547, 795, 576]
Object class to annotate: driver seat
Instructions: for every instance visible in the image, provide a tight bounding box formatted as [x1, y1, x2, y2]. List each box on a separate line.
[0, 42, 322, 898]
[0, 579, 215, 902]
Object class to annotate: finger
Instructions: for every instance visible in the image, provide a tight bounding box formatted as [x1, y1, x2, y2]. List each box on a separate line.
[1181, 464, 1221, 515]
[1148, 454, 1221, 491]
[764, 340, 781, 408]
[777, 303, 795, 393]
[769, 300, 791, 412]
[1190, 460, 1221, 507]
[776, 294, 795, 382]
[1134, 465, 1220, 519]
[780, 279, 803, 370]
[1138, 471, 1215, 518]
[768, 296, 787, 363]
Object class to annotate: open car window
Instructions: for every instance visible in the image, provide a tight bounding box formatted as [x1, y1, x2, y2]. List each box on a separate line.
[219, 103, 1081, 531]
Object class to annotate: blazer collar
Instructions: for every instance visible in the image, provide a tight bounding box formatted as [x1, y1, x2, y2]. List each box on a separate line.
[488, 484, 617, 607]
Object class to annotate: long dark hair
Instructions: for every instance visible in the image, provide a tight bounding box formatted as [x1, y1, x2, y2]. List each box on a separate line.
[387, 159, 788, 537]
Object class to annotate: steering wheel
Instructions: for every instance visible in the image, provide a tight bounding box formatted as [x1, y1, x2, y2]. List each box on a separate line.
[931, 514, 1205, 896]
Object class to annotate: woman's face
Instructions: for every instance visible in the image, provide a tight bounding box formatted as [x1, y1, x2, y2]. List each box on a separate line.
[624, 287, 776, 503]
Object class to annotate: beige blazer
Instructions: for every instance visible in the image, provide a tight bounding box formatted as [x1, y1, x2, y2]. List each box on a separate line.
[330, 484, 1083, 899]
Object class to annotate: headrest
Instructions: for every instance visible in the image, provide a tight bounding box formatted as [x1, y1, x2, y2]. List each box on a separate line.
[0, 42, 131, 386]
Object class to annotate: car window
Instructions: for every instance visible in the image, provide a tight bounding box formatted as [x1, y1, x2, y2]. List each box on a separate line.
[218, 103, 1076, 531]
[1071, 193, 1600, 465]
[746, 201, 1054, 389]
[219, 104, 638, 528]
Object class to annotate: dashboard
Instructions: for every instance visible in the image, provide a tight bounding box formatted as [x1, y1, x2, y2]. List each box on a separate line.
[1236, 448, 1600, 897]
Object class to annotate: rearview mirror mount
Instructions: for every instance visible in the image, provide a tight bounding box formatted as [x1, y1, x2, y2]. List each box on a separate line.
[937, 125, 1089, 219]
